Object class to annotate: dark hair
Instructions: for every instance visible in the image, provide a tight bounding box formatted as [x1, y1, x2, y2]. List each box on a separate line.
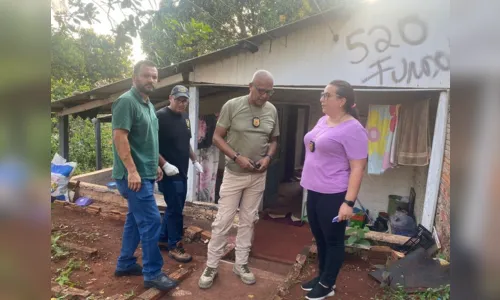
[133, 60, 156, 76]
[329, 80, 359, 120]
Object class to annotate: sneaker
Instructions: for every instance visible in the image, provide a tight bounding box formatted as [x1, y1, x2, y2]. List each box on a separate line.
[144, 273, 178, 291]
[233, 264, 256, 285]
[114, 263, 143, 277]
[305, 282, 335, 300]
[198, 266, 218, 289]
[301, 277, 336, 291]
[168, 242, 192, 263]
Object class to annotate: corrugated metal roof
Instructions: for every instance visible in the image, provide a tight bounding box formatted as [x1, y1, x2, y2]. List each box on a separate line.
[50, 6, 353, 116]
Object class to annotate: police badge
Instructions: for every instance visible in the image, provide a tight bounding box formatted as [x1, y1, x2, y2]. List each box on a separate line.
[252, 117, 260, 128]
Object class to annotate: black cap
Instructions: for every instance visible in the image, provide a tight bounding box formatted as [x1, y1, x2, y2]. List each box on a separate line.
[170, 85, 190, 99]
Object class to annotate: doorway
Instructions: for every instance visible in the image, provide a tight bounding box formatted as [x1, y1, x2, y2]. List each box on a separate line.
[262, 104, 310, 216]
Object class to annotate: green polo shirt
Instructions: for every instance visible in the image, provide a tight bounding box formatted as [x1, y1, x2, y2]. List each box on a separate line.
[111, 87, 159, 180]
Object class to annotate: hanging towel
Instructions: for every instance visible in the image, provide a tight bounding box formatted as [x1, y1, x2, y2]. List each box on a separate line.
[366, 105, 399, 174]
[396, 99, 430, 166]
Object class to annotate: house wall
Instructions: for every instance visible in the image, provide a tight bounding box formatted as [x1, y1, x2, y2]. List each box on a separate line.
[192, 0, 449, 89]
[197, 88, 438, 219]
[434, 105, 450, 257]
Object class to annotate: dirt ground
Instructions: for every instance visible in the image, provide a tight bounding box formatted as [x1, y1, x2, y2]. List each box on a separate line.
[52, 203, 385, 299]
[285, 254, 383, 300]
[51, 204, 291, 299]
[51, 205, 208, 298]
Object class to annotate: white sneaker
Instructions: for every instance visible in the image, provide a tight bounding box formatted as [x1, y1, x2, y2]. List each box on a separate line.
[233, 264, 256, 285]
[198, 266, 218, 289]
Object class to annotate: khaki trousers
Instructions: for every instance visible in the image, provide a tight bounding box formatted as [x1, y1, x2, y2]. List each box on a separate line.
[206, 168, 267, 268]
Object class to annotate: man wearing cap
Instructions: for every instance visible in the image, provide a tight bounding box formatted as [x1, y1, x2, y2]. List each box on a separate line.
[198, 70, 279, 289]
[156, 85, 204, 263]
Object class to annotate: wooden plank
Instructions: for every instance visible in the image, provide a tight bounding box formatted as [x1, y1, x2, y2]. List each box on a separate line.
[58, 115, 69, 160]
[60, 241, 97, 256]
[57, 97, 117, 117]
[345, 227, 410, 245]
[51, 284, 91, 298]
[135, 267, 193, 300]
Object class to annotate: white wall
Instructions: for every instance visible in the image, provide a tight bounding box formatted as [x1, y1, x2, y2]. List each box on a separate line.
[192, 0, 450, 88]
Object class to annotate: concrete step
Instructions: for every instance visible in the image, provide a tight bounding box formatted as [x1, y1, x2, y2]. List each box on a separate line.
[160, 257, 286, 299]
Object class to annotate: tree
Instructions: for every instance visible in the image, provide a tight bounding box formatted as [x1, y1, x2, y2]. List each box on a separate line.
[51, 27, 132, 174]
[141, 0, 316, 66]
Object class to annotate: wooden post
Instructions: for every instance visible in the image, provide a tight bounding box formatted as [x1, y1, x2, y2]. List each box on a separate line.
[93, 118, 102, 170]
[58, 115, 69, 160]
[186, 86, 199, 202]
[422, 90, 449, 231]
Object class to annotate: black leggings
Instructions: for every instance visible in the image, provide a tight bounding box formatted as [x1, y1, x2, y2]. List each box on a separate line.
[307, 190, 347, 288]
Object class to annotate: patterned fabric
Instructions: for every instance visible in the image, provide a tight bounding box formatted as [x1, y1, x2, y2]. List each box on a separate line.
[196, 145, 220, 202]
[366, 104, 400, 174]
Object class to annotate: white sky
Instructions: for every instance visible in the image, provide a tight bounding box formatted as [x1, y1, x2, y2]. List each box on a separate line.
[51, 0, 160, 63]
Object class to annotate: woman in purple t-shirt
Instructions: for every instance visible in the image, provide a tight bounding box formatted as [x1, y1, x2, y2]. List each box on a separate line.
[300, 80, 368, 300]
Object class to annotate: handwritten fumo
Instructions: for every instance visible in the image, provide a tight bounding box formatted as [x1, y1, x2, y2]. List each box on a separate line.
[345, 15, 450, 85]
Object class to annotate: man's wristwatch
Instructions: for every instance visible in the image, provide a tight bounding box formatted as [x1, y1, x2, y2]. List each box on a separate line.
[343, 200, 355, 207]
[232, 152, 240, 161]
[264, 154, 273, 160]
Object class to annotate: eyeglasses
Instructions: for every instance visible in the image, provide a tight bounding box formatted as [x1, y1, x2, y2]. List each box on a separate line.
[320, 92, 340, 99]
[174, 98, 189, 104]
[254, 86, 275, 96]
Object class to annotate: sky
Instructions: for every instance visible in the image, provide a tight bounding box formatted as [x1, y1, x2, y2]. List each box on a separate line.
[51, 0, 160, 63]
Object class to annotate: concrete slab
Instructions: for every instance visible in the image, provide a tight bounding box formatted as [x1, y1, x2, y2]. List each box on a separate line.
[160, 259, 285, 299]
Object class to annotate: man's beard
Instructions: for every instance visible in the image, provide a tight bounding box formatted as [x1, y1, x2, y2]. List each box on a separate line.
[137, 83, 154, 95]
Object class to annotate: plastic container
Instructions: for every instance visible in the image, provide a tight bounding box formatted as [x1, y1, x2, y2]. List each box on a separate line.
[400, 225, 436, 254]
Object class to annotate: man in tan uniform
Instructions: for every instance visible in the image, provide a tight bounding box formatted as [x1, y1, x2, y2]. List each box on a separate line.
[198, 70, 279, 289]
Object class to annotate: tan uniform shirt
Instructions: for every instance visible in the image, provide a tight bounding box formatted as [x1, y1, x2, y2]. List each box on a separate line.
[217, 95, 280, 174]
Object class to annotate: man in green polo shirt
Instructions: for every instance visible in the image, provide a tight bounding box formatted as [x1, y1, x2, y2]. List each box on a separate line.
[111, 60, 177, 291]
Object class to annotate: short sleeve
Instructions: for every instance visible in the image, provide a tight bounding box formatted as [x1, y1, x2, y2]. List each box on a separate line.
[112, 97, 135, 131]
[216, 100, 232, 129]
[271, 109, 280, 137]
[342, 124, 368, 160]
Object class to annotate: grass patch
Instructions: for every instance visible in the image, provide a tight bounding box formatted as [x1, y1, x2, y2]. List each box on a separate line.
[55, 258, 81, 287]
[377, 284, 450, 300]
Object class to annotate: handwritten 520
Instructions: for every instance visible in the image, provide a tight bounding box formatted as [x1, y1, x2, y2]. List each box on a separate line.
[345, 15, 449, 85]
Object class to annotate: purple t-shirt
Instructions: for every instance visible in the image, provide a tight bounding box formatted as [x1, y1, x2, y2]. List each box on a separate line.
[300, 116, 368, 194]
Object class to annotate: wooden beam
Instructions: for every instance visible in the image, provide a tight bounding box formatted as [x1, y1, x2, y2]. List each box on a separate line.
[186, 86, 199, 202]
[57, 96, 117, 117]
[93, 118, 102, 170]
[56, 73, 186, 117]
[58, 115, 69, 160]
[154, 100, 170, 109]
[154, 72, 185, 90]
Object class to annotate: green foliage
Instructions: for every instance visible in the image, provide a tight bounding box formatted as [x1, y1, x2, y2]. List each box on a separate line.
[55, 258, 81, 287]
[141, 0, 318, 66]
[346, 225, 371, 248]
[377, 284, 450, 300]
[51, 233, 69, 261]
[51, 27, 130, 174]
